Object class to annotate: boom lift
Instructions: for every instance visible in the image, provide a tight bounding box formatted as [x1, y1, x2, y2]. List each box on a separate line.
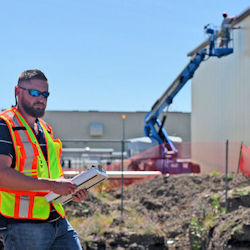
[143, 25, 233, 174]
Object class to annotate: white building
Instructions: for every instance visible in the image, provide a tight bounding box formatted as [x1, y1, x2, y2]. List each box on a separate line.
[189, 8, 250, 173]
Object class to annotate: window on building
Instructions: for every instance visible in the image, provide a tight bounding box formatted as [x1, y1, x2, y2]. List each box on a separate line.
[89, 122, 103, 136]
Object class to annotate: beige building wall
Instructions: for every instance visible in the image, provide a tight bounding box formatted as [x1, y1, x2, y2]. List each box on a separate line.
[43, 110, 190, 151]
[191, 11, 250, 172]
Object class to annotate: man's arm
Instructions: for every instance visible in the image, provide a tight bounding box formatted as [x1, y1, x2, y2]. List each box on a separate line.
[0, 154, 77, 196]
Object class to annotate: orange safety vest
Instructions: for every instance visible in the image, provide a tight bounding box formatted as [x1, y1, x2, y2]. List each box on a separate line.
[0, 107, 65, 220]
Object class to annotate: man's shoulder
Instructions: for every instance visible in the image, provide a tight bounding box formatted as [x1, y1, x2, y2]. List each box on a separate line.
[0, 117, 15, 164]
[0, 118, 11, 134]
[0, 118, 8, 127]
[0, 118, 13, 146]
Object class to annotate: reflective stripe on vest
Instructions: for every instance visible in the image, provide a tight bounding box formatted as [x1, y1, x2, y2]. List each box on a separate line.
[19, 195, 30, 218]
[3, 110, 38, 176]
[0, 107, 65, 220]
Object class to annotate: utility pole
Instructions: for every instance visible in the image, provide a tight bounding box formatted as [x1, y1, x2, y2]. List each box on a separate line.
[225, 139, 229, 213]
[121, 114, 126, 222]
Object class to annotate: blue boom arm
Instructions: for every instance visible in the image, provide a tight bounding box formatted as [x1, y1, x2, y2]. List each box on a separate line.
[144, 26, 233, 154]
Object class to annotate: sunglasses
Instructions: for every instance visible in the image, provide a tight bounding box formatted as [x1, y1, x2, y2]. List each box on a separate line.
[18, 86, 50, 98]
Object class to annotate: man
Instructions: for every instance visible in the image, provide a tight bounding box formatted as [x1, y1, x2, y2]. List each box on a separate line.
[0, 69, 88, 250]
[220, 12, 235, 48]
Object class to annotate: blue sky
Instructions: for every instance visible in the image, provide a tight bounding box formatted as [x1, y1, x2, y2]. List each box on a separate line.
[0, 1, 249, 113]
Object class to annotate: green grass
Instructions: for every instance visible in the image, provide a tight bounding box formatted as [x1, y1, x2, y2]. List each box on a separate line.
[68, 191, 164, 242]
[233, 224, 242, 233]
[209, 171, 221, 176]
[189, 193, 225, 249]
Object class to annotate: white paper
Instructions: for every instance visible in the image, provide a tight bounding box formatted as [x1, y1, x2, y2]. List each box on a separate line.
[45, 168, 108, 205]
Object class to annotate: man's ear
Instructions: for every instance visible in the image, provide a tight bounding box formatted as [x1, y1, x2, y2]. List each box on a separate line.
[15, 86, 20, 96]
[15, 86, 20, 106]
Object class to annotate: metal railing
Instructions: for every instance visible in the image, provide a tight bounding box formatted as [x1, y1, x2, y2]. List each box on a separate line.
[61, 139, 130, 170]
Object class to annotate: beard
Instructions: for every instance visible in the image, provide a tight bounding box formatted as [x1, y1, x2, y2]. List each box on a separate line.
[21, 99, 46, 118]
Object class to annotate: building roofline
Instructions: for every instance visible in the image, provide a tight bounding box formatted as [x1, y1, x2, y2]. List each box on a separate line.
[187, 7, 250, 57]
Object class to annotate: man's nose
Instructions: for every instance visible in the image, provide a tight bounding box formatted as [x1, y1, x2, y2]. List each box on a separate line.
[37, 95, 47, 102]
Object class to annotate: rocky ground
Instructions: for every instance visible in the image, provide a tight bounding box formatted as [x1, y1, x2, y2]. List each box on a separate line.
[0, 173, 249, 249]
[65, 172, 250, 249]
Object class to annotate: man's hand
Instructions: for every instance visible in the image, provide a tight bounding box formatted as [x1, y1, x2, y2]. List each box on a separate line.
[50, 179, 77, 196]
[72, 188, 88, 202]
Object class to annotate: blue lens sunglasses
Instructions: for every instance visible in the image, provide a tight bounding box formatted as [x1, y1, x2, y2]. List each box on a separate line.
[18, 86, 50, 98]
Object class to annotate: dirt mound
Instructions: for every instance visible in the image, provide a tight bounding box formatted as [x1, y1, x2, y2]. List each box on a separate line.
[66, 173, 250, 249]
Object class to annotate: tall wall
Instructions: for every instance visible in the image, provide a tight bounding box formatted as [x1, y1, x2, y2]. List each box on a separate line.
[191, 14, 250, 172]
[43, 110, 190, 151]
